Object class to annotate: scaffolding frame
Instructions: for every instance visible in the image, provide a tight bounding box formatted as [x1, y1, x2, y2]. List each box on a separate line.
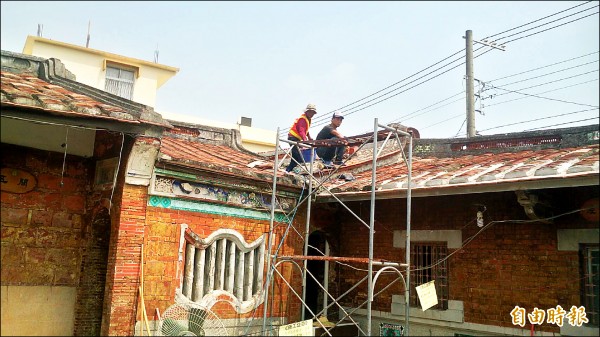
[262, 118, 413, 336]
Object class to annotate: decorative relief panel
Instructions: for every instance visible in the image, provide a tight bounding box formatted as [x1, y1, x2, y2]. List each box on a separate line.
[149, 174, 296, 216]
[154, 176, 174, 194]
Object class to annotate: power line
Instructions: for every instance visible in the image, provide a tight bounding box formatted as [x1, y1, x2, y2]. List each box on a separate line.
[478, 107, 599, 133]
[503, 10, 599, 45]
[308, 59, 466, 131]
[395, 59, 598, 131]
[279, 48, 469, 135]
[482, 1, 594, 40]
[279, 1, 599, 136]
[492, 4, 598, 43]
[523, 117, 600, 131]
[388, 91, 465, 124]
[488, 72, 600, 107]
[491, 60, 599, 88]
[489, 50, 599, 82]
[483, 78, 599, 108]
[318, 49, 465, 118]
[416, 24, 598, 133]
[490, 69, 599, 96]
[419, 78, 599, 131]
[381, 61, 597, 134]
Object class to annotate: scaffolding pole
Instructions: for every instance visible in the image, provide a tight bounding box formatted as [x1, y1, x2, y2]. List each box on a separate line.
[366, 118, 378, 336]
[262, 128, 281, 334]
[301, 146, 315, 321]
[262, 119, 413, 336]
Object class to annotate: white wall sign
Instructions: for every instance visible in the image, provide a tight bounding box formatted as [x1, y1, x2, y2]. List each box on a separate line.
[415, 280, 438, 311]
[278, 319, 313, 336]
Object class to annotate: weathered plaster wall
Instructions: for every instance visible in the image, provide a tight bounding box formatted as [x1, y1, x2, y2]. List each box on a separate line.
[1, 286, 76, 336]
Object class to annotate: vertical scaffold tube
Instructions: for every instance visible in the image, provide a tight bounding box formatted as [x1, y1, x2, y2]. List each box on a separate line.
[367, 118, 378, 336]
[301, 146, 315, 320]
[262, 128, 281, 335]
[405, 135, 413, 335]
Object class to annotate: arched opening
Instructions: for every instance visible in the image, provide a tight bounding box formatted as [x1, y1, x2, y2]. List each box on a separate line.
[73, 207, 111, 336]
[304, 230, 329, 320]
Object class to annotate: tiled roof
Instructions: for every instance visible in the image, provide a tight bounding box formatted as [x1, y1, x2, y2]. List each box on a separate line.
[157, 125, 598, 196]
[324, 144, 598, 191]
[315, 126, 599, 200]
[1, 71, 143, 124]
[158, 134, 302, 187]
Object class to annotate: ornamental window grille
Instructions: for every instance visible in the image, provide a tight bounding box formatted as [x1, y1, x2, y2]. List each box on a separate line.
[410, 242, 449, 310]
[581, 244, 599, 326]
[105, 66, 134, 100]
[181, 229, 265, 308]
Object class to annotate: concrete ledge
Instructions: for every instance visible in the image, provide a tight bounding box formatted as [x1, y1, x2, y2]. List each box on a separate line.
[560, 323, 599, 336]
[393, 230, 462, 249]
[557, 228, 599, 251]
[391, 295, 463, 323]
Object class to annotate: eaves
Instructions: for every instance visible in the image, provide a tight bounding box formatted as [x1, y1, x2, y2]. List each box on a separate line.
[157, 158, 305, 193]
[1, 104, 163, 136]
[315, 172, 599, 203]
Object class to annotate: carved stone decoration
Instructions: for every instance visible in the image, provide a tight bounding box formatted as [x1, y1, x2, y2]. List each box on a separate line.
[152, 176, 296, 212]
[125, 139, 160, 186]
[154, 177, 173, 194]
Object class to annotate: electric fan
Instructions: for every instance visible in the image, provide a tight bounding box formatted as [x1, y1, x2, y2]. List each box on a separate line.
[157, 302, 228, 336]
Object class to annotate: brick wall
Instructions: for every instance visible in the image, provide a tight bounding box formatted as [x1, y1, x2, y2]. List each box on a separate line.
[104, 183, 147, 336]
[73, 207, 111, 336]
[313, 186, 598, 334]
[104, 182, 306, 335]
[1, 143, 90, 286]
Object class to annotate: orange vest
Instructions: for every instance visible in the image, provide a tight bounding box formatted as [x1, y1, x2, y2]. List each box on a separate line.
[288, 114, 311, 140]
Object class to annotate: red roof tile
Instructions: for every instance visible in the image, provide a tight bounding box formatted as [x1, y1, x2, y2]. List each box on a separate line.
[1, 71, 140, 124]
[320, 144, 598, 196]
[159, 135, 302, 187]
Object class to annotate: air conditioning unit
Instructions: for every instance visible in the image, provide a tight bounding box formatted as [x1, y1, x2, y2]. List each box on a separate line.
[239, 117, 252, 127]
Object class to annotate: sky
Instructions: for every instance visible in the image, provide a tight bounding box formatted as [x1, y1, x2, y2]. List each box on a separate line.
[1, 1, 598, 139]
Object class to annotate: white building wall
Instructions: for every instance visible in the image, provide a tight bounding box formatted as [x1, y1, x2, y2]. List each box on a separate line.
[24, 39, 161, 107]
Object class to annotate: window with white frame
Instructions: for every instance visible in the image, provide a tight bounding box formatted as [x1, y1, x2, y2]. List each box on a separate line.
[581, 244, 599, 326]
[410, 242, 449, 310]
[105, 65, 135, 100]
[181, 228, 265, 312]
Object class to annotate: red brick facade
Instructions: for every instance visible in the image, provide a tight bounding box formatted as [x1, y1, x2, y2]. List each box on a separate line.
[311, 186, 598, 334]
[102, 182, 306, 335]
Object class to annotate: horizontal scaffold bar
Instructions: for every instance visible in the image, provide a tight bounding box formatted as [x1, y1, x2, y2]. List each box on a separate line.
[276, 255, 407, 267]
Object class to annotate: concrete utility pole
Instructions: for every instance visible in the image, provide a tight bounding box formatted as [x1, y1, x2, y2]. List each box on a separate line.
[465, 30, 476, 138]
[464, 30, 506, 138]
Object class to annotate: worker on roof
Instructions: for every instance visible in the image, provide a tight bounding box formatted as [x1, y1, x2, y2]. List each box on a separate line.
[316, 112, 348, 167]
[285, 103, 317, 173]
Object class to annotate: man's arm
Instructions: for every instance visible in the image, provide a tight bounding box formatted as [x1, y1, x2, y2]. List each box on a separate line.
[297, 119, 310, 141]
[331, 129, 344, 138]
[331, 129, 348, 144]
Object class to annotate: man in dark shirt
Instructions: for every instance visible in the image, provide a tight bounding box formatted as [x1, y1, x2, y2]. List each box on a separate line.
[316, 112, 348, 167]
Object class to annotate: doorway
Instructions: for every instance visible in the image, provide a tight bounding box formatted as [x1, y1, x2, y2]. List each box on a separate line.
[304, 230, 329, 320]
[73, 207, 111, 335]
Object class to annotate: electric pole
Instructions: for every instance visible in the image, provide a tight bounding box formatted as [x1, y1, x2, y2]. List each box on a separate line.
[464, 30, 506, 138]
[465, 30, 475, 138]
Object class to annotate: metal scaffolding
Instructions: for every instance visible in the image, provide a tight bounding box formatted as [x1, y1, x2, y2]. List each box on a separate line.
[262, 118, 414, 336]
